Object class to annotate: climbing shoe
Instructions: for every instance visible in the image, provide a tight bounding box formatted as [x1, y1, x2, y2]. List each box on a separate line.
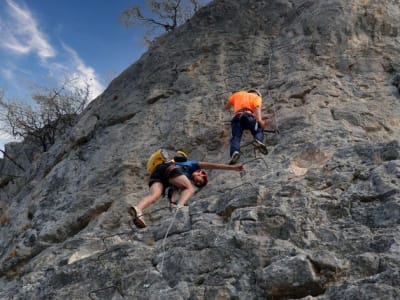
[252, 140, 268, 155]
[229, 151, 241, 165]
[129, 206, 146, 228]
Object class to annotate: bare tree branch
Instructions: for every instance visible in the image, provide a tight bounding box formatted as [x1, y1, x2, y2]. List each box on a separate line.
[0, 79, 90, 152]
[120, 0, 206, 40]
[0, 149, 25, 171]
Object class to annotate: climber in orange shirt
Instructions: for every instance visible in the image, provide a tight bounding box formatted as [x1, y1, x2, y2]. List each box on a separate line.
[224, 89, 268, 164]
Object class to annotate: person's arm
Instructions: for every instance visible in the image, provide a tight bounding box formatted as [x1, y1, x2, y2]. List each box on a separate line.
[254, 106, 267, 129]
[224, 102, 233, 110]
[198, 162, 244, 171]
[168, 188, 177, 204]
[225, 93, 236, 111]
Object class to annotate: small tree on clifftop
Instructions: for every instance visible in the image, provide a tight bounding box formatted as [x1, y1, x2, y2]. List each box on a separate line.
[120, 0, 206, 42]
[0, 80, 90, 152]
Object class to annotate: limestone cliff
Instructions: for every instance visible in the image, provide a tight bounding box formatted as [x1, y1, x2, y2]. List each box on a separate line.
[1, 0, 400, 299]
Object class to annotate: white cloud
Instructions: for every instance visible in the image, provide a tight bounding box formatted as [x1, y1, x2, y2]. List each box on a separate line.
[1, 0, 56, 59]
[0, 0, 105, 101]
[1, 68, 14, 81]
[45, 44, 105, 100]
[0, 130, 19, 155]
[63, 45, 105, 100]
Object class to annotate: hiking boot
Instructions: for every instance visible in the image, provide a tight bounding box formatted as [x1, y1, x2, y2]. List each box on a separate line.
[229, 151, 241, 165]
[129, 206, 146, 228]
[252, 140, 268, 155]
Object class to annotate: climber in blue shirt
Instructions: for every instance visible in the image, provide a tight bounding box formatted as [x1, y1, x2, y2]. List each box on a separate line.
[129, 160, 244, 228]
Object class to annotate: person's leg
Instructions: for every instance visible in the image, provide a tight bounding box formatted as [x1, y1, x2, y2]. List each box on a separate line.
[240, 114, 262, 142]
[245, 115, 268, 154]
[230, 117, 243, 156]
[252, 124, 264, 143]
[130, 182, 164, 228]
[136, 182, 163, 211]
[251, 125, 268, 154]
[243, 114, 264, 142]
[168, 175, 195, 206]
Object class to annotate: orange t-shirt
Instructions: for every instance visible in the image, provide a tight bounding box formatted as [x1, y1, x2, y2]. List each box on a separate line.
[228, 91, 262, 113]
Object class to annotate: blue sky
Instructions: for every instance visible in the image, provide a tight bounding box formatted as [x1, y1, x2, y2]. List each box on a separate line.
[0, 0, 148, 153]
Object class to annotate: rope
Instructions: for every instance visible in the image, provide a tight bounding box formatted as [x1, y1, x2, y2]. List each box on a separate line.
[158, 207, 180, 273]
[267, 49, 273, 84]
[269, 90, 279, 134]
[266, 38, 280, 135]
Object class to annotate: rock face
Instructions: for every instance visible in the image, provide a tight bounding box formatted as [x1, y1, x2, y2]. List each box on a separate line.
[1, 0, 400, 299]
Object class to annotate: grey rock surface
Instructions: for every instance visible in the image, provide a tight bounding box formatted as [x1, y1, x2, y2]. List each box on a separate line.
[1, 0, 400, 299]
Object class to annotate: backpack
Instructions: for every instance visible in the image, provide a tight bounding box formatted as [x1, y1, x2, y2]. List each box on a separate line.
[146, 149, 188, 174]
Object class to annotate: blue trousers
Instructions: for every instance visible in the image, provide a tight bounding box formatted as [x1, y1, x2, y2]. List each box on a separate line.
[230, 113, 264, 156]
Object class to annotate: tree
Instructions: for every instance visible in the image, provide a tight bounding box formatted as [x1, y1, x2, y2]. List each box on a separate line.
[120, 0, 206, 42]
[0, 79, 90, 152]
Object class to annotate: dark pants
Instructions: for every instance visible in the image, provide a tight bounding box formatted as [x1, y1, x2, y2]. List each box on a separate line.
[149, 163, 184, 195]
[230, 113, 264, 156]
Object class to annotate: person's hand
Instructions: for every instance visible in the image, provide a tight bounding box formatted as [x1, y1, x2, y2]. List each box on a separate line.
[257, 119, 267, 129]
[235, 165, 244, 171]
[260, 119, 268, 129]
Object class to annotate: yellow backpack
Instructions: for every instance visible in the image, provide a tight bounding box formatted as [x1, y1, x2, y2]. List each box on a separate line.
[146, 149, 187, 174]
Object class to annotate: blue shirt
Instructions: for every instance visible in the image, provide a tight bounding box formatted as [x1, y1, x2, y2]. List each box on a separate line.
[175, 160, 200, 180]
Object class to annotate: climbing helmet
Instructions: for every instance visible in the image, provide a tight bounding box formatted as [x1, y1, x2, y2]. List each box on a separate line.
[247, 89, 262, 98]
[192, 169, 208, 187]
